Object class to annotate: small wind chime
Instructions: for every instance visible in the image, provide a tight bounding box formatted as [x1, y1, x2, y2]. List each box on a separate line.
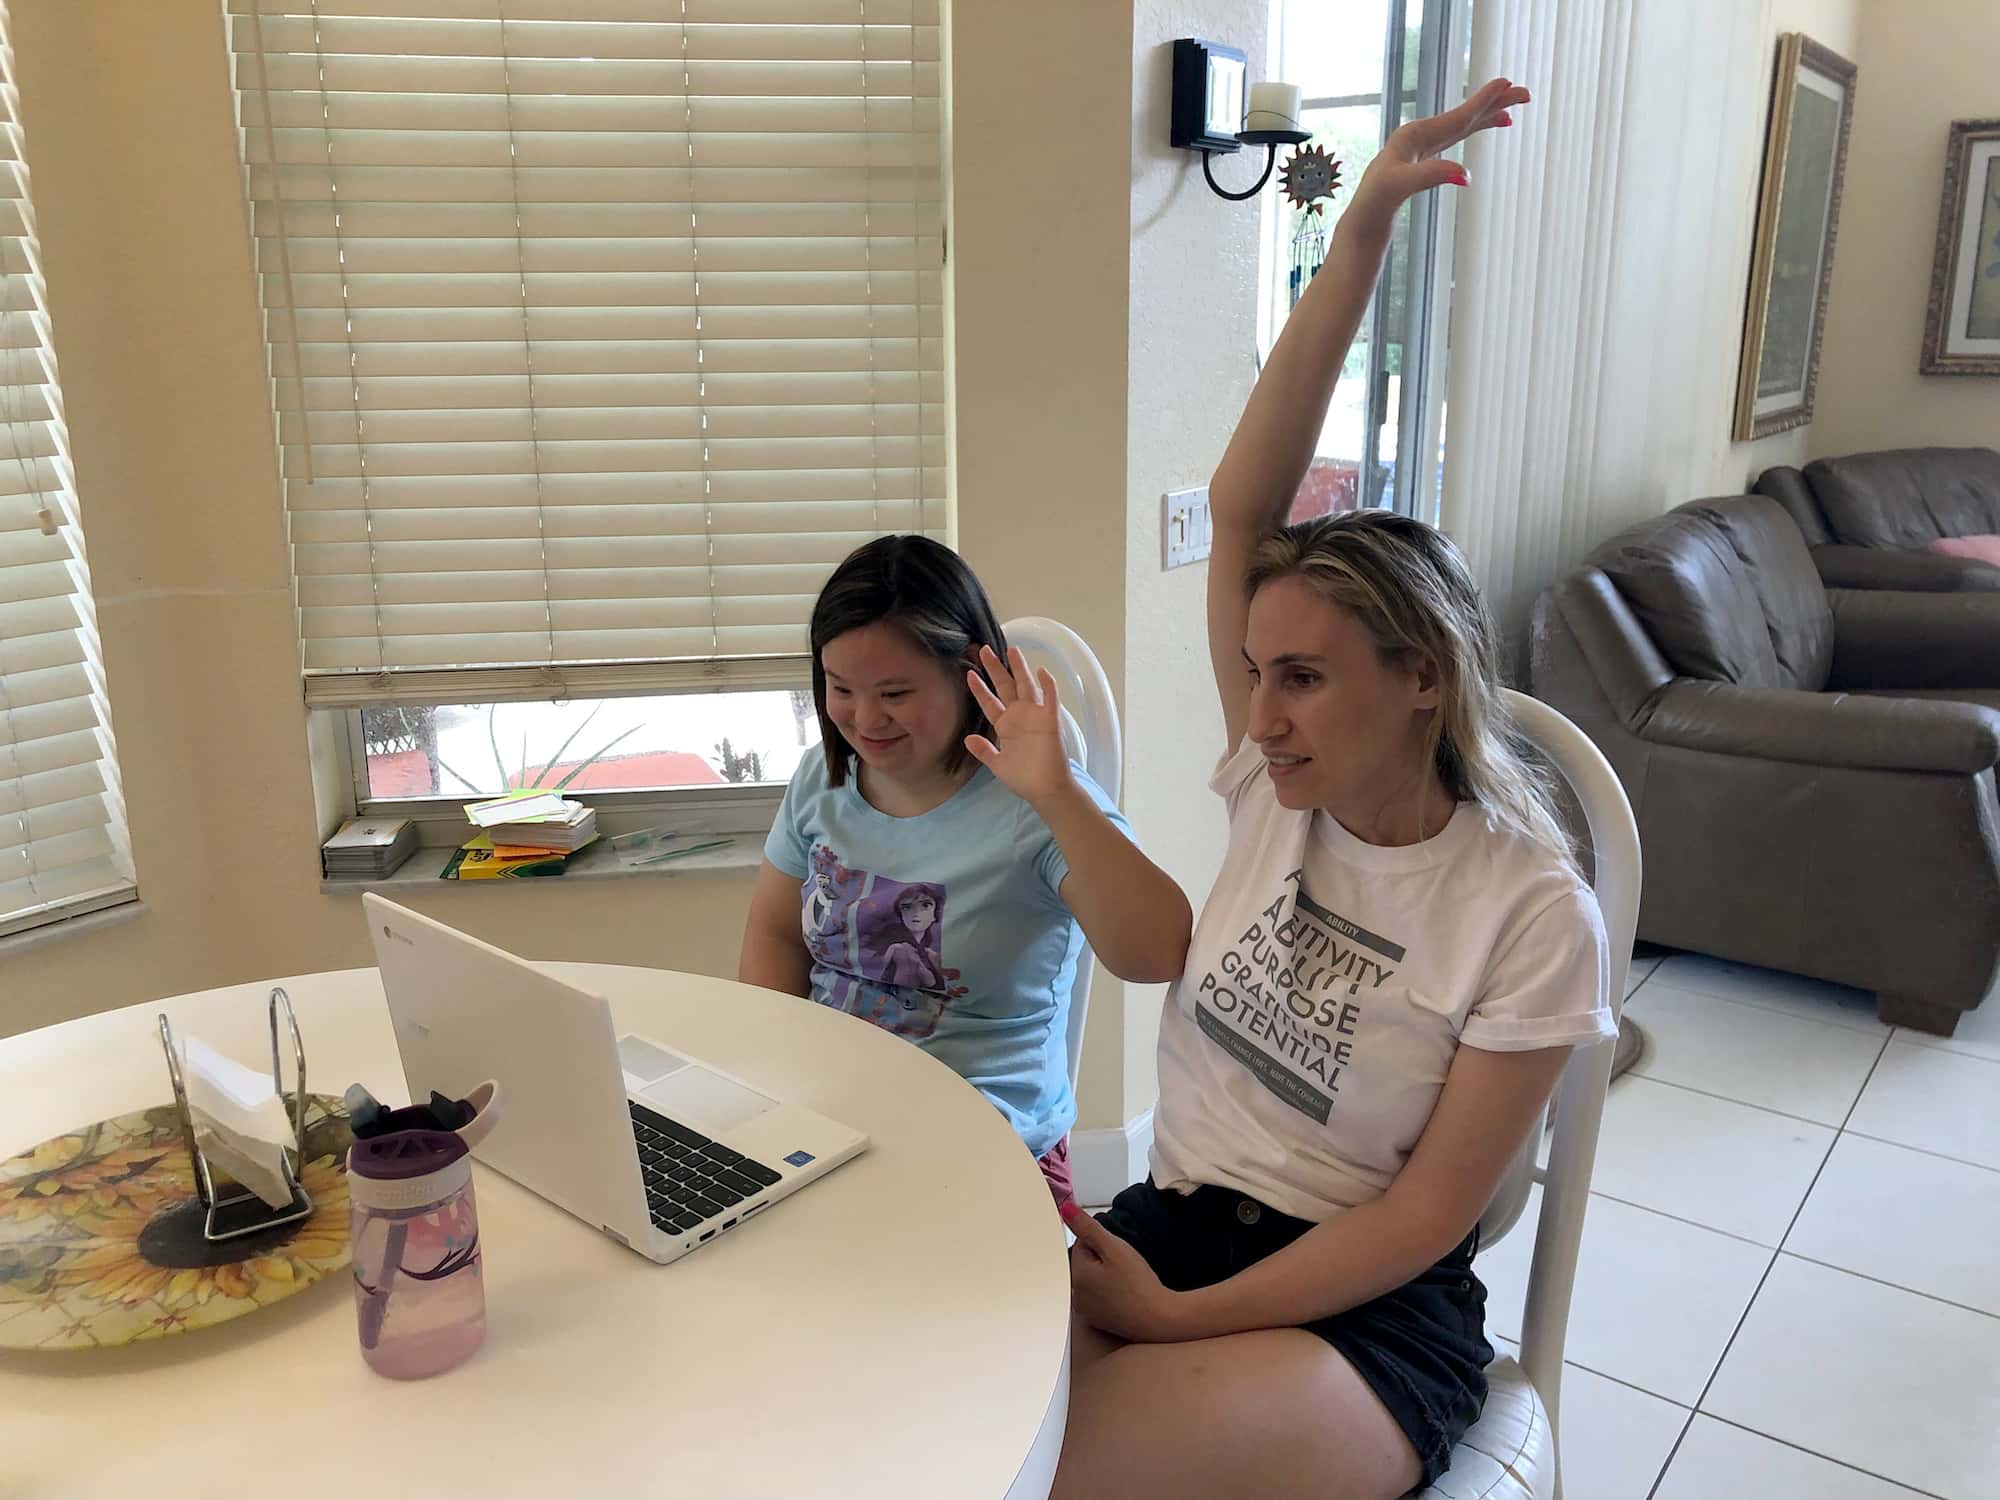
[1280, 145, 1341, 312]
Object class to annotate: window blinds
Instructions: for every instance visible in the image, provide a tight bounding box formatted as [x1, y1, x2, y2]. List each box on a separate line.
[226, 0, 946, 704]
[0, 7, 136, 938]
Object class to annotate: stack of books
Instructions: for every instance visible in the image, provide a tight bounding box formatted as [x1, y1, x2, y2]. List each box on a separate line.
[321, 817, 419, 880]
[443, 792, 599, 880]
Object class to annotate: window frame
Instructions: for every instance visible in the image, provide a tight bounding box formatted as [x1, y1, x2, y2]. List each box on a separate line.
[334, 674, 816, 836]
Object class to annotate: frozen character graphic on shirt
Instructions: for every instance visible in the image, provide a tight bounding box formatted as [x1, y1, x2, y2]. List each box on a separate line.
[852, 879, 960, 1038]
[802, 860, 968, 1040]
[870, 882, 947, 991]
[801, 845, 861, 965]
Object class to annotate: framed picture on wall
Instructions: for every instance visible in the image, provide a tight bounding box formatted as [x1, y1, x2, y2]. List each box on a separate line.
[1920, 118, 2000, 376]
[1732, 33, 1858, 441]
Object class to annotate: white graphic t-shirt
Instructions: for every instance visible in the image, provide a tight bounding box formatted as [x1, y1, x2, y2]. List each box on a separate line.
[1149, 736, 1615, 1224]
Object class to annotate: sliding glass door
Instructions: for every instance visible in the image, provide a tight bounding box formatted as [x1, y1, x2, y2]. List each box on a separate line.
[1258, 0, 1464, 520]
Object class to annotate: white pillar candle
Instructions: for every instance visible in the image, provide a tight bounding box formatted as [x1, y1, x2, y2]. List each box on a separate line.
[1245, 81, 1303, 134]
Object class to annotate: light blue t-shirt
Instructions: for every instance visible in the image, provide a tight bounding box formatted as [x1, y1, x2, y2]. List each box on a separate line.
[764, 751, 1133, 1158]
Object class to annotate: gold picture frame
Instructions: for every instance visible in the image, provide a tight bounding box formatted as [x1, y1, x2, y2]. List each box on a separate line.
[1733, 33, 1858, 442]
[1919, 118, 2000, 376]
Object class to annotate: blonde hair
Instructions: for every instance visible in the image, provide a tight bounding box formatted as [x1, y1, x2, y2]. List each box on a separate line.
[1245, 511, 1575, 869]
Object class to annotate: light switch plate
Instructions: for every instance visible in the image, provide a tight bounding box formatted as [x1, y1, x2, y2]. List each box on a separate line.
[1163, 487, 1212, 571]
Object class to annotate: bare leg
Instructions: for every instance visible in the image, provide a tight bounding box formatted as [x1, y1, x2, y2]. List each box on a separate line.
[1051, 1327, 1423, 1500]
[1069, 1307, 1123, 1376]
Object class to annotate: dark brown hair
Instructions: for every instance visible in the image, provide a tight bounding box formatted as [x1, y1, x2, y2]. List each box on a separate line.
[810, 535, 1008, 787]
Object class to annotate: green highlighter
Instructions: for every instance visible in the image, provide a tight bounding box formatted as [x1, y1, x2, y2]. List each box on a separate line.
[631, 836, 736, 866]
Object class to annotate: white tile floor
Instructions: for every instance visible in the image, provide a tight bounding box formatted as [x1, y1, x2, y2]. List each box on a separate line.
[1488, 952, 2000, 1499]
[1087, 953, 2000, 1497]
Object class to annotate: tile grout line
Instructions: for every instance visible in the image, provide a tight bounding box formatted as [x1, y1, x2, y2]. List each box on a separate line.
[1644, 1025, 1896, 1500]
[1636, 975, 1894, 1039]
[1622, 957, 1663, 1001]
[1648, 990, 1894, 1039]
[1880, 1032, 2000, 1070]
[1549, 1354, 1692, 1410]
[1615, 1069, 1859, 1132]
[1692, 1412, 1953, 1500]
[1894, 1040, 2000, 1067]
[1775, 1250, 2000, 1326]
[1888, 1032, 2000, 1072]
[1612, 1007, 2000, 1181]
[1837, 1128, 2000, 1178]
[1578, 1187, 1786, 1252]
[1642, 1408, 1702, 1497]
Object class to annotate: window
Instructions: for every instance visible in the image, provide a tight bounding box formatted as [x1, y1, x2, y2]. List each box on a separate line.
[1259, 0, 1461, 521]
[354, 687, 819, 800]
[225, 1, 943, 809]
[0, 3, 136, 939]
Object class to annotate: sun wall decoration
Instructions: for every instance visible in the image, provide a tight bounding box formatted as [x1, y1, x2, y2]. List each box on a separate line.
[1280, 145, 1340, 215]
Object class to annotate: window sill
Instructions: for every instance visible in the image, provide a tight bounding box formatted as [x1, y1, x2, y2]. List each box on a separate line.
[319, 831, 763, 896]
[0, 892, 146, 958]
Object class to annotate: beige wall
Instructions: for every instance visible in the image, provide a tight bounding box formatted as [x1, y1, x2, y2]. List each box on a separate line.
[1810, 0, 2000, 457]
[1118, 1, 1263, 1124]
[952, 0, 1260, 1129]
[947, 1, 1137, 1128]
[1628, 0, 1863, 506]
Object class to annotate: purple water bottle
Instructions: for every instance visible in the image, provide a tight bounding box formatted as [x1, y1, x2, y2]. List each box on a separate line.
[348, 1122, 488, 1379]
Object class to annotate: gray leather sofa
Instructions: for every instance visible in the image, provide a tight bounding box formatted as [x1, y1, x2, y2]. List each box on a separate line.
[1756, 447, 2000, 593]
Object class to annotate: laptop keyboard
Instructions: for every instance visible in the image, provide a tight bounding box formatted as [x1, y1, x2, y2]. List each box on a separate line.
[628, 1099, 785, 1237]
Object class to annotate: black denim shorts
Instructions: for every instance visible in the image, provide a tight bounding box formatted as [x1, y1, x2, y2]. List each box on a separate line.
[1096, 1179, 1493, 1489]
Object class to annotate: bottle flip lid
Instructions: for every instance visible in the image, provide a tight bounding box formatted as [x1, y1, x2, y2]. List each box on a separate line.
[343, 1079, 503, 1154]
[349, 1128, 466, 1181]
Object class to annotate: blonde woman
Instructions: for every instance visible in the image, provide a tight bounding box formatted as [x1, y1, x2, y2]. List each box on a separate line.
[1052, 78, 1613, 1499]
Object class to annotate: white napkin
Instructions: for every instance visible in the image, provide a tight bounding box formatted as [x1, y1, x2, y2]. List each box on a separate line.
[182, 1037, 298, 1209]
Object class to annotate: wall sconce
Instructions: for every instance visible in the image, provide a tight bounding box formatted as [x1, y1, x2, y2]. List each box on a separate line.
[1170, 38, 1310, 202]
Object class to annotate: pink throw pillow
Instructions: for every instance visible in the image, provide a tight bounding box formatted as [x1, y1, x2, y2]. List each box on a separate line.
[1926, 534, 2000, 567]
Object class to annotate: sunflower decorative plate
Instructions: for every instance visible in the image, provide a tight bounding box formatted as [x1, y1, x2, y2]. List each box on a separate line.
[0, 1095, 351, 1351]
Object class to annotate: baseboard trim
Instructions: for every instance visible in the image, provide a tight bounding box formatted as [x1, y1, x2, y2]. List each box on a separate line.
[1070, 1107, 1153, 1208]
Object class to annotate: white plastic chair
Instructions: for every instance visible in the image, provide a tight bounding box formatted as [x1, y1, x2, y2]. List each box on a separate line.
[1001, 615, 1122, 1097]
[1412, 690, 1641, 1500]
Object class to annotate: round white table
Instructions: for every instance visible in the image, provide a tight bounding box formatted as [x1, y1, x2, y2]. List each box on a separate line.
[0, 966, 1071, 1499]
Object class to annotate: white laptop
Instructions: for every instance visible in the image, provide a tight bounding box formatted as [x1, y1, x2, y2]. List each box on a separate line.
[363, 893, 866, 1264]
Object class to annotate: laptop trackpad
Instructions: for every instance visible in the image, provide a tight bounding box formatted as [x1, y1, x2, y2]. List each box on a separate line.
[621, 1034, 776, 1137]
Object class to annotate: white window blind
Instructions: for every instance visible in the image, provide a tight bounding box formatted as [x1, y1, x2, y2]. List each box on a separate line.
[0, 4, 136, 938]
[226, 0, 946, 706]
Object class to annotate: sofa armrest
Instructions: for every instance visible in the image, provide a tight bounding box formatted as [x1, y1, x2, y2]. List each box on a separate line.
[1645, 680, 2000, 774]
[1546, 570, 1674, 722]
[1827, 589, 2000, 691]
[1813, 544, 2000, 593]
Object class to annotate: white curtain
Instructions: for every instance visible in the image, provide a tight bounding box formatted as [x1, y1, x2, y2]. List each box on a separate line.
[1441, 0, 1776, 660]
